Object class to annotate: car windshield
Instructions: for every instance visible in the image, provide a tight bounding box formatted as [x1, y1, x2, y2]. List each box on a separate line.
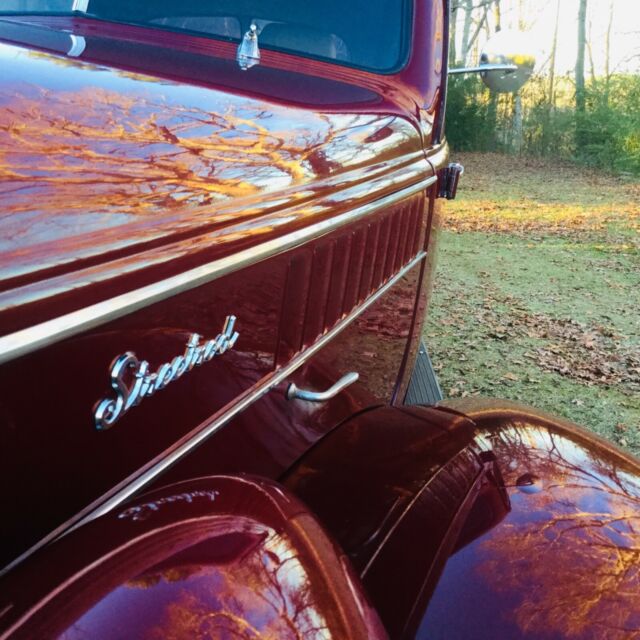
[0, 0, 412, 73]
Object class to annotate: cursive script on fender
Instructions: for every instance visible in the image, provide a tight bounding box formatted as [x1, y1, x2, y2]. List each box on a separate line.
[94, 315, 239, 430]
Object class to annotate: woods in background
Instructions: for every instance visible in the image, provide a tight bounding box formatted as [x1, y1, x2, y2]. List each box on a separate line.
[446, 0, 640, 175]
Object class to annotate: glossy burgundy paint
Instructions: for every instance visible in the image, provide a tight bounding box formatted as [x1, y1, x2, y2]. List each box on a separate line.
[0, 5, 437, 571]
[0, 475, 387, 639]
[282, 404, 500, 638]
[0, 27, 430, 330]
[0, 0, 444, 119]
[0, 200, 426, 570]
[284, 401, 640, 639]
[419, 399, 640, 640]
[3, 2, 638, 639]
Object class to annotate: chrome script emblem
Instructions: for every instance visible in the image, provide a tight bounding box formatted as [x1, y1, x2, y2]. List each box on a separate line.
[94, 316, 239, 430]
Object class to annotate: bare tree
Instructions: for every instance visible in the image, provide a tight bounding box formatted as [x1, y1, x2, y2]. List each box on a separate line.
[575, 0, 588, 154]
[604, 0, 614, 103]
[493, 0, 501, 32]
[460, 0, 474, 65]
[467, 4, 490, 60]
[586, 19, 597, 84]
[450, 0, 459, 64]
[517, 0, 526, 31]
[547, 0, 561, 108]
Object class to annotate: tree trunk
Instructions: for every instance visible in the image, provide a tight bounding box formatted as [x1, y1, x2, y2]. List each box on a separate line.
[450, 0, 459, 65]
[543, 0, 560, 155]
[586, 20, 596, 84]
[518, 0, 526, 31]
[493, 0, 502, 32]
[461, 0, 473, 65]
[488, 91, 498, 150]
[575, 0, 588, 155]
[512, 93, 523, 153]
[466, 5, 489, 61]
[547, 0, 560, 108]
[605, 0, 614, 103]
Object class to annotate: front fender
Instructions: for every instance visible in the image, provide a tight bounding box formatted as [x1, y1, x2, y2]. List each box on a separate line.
[0, 475, 387, 640]
[418, 398, 640, 640]
[283, 400, 640, 639]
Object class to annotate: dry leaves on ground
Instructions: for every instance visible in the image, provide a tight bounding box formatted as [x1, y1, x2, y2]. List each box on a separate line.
[443, 153, 640, 240]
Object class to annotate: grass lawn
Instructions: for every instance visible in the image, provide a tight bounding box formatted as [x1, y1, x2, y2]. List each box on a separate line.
[424, 152, 640, 454]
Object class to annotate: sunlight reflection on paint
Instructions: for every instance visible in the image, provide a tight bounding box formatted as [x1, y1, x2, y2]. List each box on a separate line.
[0, 42, 420, 292]
[58, 528, 333, 639]
[428, 424, 640, 639]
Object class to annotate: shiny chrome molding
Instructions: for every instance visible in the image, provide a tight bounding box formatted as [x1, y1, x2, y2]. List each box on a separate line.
[287, 371, 359, 402]
[0, 176, 435, 367]
[67, 34, 86, 58]
[79, 250, 426, 522]
[0, 250, 426, 578]
[71, 0, 89, 11]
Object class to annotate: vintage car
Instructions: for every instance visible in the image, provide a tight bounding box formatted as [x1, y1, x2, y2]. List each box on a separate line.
[0, 1, 639, 638]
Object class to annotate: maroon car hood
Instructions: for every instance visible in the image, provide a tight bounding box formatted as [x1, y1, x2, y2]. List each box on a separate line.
[0, 18, 428, 331]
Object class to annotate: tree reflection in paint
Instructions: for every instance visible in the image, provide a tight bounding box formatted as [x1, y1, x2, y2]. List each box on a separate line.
[0, 85, 313, 219]
[0, 49, 413, 269]
[142, 531, 331, 639]
[59, 528, 334, 639]
[475, 426, 640, 639]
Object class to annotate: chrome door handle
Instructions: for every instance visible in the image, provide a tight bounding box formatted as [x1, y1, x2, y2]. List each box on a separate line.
[286, 372, 359, 402]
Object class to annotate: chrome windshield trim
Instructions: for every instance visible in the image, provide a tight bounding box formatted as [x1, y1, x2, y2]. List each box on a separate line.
[0, 175, 435, 366]
[0, 250, 426, 577]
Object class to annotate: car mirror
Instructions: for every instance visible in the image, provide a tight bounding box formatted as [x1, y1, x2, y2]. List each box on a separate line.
[449, 30, 536, 93]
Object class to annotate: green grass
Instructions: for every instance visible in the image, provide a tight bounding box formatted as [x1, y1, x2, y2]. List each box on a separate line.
[424, 153, 640, 454]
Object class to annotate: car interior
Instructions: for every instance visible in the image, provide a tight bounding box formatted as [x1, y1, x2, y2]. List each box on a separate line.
[1, 0, 411, 72]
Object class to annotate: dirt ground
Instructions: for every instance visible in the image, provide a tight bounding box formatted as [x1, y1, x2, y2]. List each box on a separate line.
[424, 152, 640, 454]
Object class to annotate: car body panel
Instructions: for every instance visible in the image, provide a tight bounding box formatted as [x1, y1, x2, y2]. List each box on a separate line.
[0, 200, 427, 572]
[2, 3, 638, 639]
[0, 475, 388, 639]
[283, 404, 504, 637]
[416, 399, 640, 640]
[0, 21, 431, 332]
[0, 11, 440, 573]
[3, 399, 640, 639]
[283, 399, 640, 639]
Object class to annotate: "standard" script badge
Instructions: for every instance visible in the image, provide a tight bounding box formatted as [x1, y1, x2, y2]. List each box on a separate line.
[94, 316, 239, 430]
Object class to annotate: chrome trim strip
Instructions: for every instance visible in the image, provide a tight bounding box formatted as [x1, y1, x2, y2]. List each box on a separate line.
[448, 63, 517, 75]
[0, 176, 435, 366]
[77, 251, 426, 522]
[0, 250, 426, 577]
[71, 0, 89, 12]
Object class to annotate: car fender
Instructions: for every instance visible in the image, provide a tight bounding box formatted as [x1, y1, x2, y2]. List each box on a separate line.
[0, 475, 387, 640]
[417, 398, 640, 640]
[283, 401, 640, 639]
